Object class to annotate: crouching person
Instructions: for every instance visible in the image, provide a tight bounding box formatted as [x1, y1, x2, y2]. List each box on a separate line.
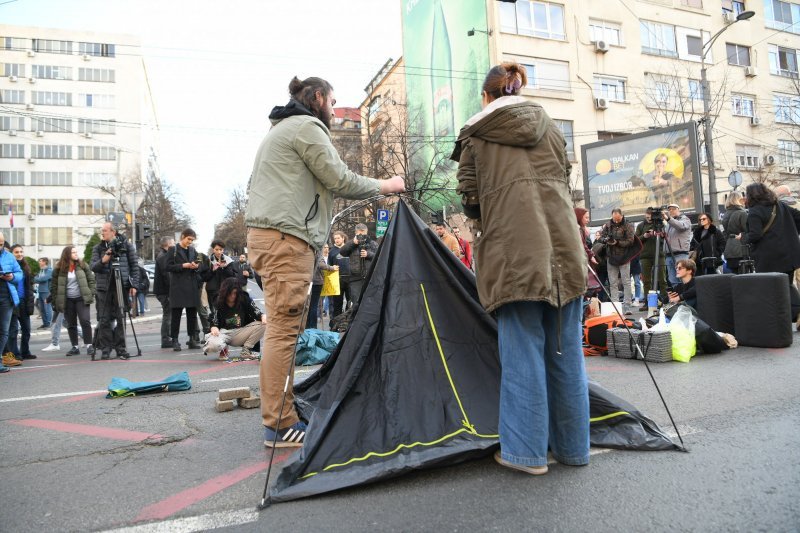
[205, 278, 265, 361]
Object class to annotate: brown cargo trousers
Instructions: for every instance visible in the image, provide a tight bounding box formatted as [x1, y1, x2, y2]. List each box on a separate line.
[247, 228, 314, 430]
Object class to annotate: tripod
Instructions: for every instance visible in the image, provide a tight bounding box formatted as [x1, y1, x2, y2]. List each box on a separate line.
[96, 256, 142, 360]
[647, 214, 680, 314]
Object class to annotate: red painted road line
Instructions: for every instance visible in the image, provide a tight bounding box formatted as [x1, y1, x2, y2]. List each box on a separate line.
[8, 418, 164, 442]
[135, 453, 292, 522]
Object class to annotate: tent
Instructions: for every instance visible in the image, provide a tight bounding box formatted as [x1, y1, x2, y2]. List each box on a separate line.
[270, 201, 679, 503]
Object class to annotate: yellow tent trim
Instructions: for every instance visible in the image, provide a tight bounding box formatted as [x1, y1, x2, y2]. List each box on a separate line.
[299, 427, 498, 480]
[590, 411, 630, 423]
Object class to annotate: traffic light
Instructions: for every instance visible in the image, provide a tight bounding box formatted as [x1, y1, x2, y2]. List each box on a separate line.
[142, 224, 152, 239]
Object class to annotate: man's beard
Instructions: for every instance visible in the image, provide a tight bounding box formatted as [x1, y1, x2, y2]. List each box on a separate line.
[311, 102, 332, 129]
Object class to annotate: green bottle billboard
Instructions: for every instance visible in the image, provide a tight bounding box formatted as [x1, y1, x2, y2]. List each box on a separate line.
[402, 0, 490, 213]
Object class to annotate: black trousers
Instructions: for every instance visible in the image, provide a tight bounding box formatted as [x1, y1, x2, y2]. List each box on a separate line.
[65, 297, 93, 348]
[330, 280, 351, 320]
[96, 290, 127, 353]
[156, 294, 171, 342]
[170, 307, 198, 341]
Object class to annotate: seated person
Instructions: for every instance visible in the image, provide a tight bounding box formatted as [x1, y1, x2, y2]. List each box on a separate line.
[664, 258, 697, 309]
[205, 278, 266, 361]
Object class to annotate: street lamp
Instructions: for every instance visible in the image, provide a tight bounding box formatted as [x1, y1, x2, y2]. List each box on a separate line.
[701, 10, 754, 221]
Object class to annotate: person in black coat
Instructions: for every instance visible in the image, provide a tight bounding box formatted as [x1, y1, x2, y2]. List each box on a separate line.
[690, 213, 725, 275]
[740, 183, 800, 276]
[154, 237, 175, 348]
[328, 230, 351, 324]
[166, 228, 206, 351]
[201, 240, 237, 315]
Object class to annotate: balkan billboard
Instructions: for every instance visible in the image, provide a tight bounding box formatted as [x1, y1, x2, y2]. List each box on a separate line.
[401, 0, 490, 211]
[581, 122, 702, 225]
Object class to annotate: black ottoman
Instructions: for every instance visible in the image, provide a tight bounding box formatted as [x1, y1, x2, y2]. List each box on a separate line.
[696, 274, 735, 334]
[731, 273, 793, 348]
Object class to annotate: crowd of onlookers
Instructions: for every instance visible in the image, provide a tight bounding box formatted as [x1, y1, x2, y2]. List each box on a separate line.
[579, 183, 800, 319]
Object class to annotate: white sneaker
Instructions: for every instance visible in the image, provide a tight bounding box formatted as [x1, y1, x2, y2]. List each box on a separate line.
[41, 344, 60, 352]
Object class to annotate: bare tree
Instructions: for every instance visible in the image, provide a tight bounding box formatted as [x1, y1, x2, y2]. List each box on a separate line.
[213, 186, 247, 255]
[134, 171, 192, 260]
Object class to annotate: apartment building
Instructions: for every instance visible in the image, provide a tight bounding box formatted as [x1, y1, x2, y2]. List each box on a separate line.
[0, 24, 156, 260]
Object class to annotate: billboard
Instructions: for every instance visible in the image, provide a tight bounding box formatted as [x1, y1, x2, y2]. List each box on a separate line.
[401, 0, 490, 212]
[581, 122, 702, 225]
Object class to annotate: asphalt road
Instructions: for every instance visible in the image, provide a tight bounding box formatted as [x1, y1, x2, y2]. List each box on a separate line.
[1, 294, 798, 532]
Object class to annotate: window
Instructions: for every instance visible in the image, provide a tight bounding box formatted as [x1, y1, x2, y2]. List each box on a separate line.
[31, 65, 72, 80]
[0, 90, 24, 104]
[38, 227, 73, 246]
[0, 171, 24, 185]
[681, 0, 703, 8]
[774, 93, 800, 123]
[32, 117, 72, 133]
[1, 37, 28, 51]
[675, 27, 710, 62]
[553, 119, 575, 160]
[78, 172, 114, 187]
[768, 44, 799, 77]
[731, 94, 756, 117]
[722, 0, 746, 15]
[78, 146, 116, 160]
[78, 119, 116, 135]
[31, 171, 72, 186]
[31, 145, 71, 159]
[0, 228, 24, 244]
[3, 63, 25, 77]
[510, 56, 571, 92]
[78, 199, 115, 215]
[688, 79, 703, 101]
[0, 144, 24, 158]
[78, 68, 115, 83]
[34, 199, 72, 215]
[735, 144, 761, 168]
[32, 91, 72, 106]
[640, 21, 677, 57]
[765, 0, 800, 34]
[0, 198, 25, 213]
[594, 75, 626, 101]
[78, 42, 115, 57]
[32, 39, 72, 54]
[499, 1, 566, 40]
[588, 19, 622, 45]
[0, 116, 24, 131]
[726, 43, 752, 66]
[778, 140, 800, 171]
[77, 93, 115, 108]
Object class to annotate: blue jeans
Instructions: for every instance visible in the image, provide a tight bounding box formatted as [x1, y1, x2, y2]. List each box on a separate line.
[50, 311, 65, 345]
[136, 292, 147, 315]
[38, 296, 52, 326]
[665, 252, 689, 286]
[6, 309, 31, 357]
[0, 294, 13, 357]
[496, 299, 589, 467]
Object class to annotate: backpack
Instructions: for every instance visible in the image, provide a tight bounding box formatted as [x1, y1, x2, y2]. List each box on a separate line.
[583, 314, 635, 354]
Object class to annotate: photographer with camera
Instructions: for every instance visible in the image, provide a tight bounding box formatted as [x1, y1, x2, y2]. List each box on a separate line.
[662, 204, 692, 285]
[91, 222, 139, 359]
[338, 223, 378, 305]
[600, 208, 636, 315]
[636, 207, 668, 309]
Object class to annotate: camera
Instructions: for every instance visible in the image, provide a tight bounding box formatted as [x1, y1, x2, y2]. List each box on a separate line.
[108, 234, 126, 258]
[596, 235, 610, 245]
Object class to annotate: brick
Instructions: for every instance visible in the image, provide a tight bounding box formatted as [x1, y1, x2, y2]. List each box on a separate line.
[215, 399, 236, 412]
[238, 395, 261, 409]
[218, 387, 251, 401]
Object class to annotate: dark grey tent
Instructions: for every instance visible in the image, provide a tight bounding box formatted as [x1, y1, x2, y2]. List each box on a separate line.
[270, 200, 679, 503]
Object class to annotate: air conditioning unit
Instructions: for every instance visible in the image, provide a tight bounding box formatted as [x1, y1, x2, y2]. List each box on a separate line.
[594, 97, 609, 110]
[27, 50, 35, 57]
[27, 213, 35, 221]
[28, 77, 36, 84]
[594, 40, 610, 53]
[7, 130, 16, 136]
[764, 154, 777, 166]
[744, 66, 757, 77]
[36, 130, 44, 137]
[82, 54, 91, 61]
[83, 132, 93, 138]
[27, 157, 35, 164]
[8, 75, 17, 82]
[722, 11, 735, 23]
[25, 103, 34, 110]
[750, 116, 761, 126]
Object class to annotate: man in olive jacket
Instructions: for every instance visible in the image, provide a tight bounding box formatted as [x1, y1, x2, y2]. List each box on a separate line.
[246, 76, 404, 448]
[91, 222, 139, 359]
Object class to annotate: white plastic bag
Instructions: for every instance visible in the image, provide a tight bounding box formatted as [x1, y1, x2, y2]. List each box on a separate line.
[669, 305, 697, 362]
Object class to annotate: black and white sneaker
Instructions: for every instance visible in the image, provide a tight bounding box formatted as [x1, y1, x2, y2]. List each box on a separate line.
[264, 421, 307, 448]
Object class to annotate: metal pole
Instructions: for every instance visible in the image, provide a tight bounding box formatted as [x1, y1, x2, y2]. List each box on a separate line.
[701, 63, 717, 222]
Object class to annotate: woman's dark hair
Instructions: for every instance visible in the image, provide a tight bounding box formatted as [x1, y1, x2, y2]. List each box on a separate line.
[745, 183, 777, 207]
[11, 245, 30, 276]
[216, 277, 244, 310]
[482, 62, 527, 100]
[289, 76, 333, 122]
[56, 246, 80, 274]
